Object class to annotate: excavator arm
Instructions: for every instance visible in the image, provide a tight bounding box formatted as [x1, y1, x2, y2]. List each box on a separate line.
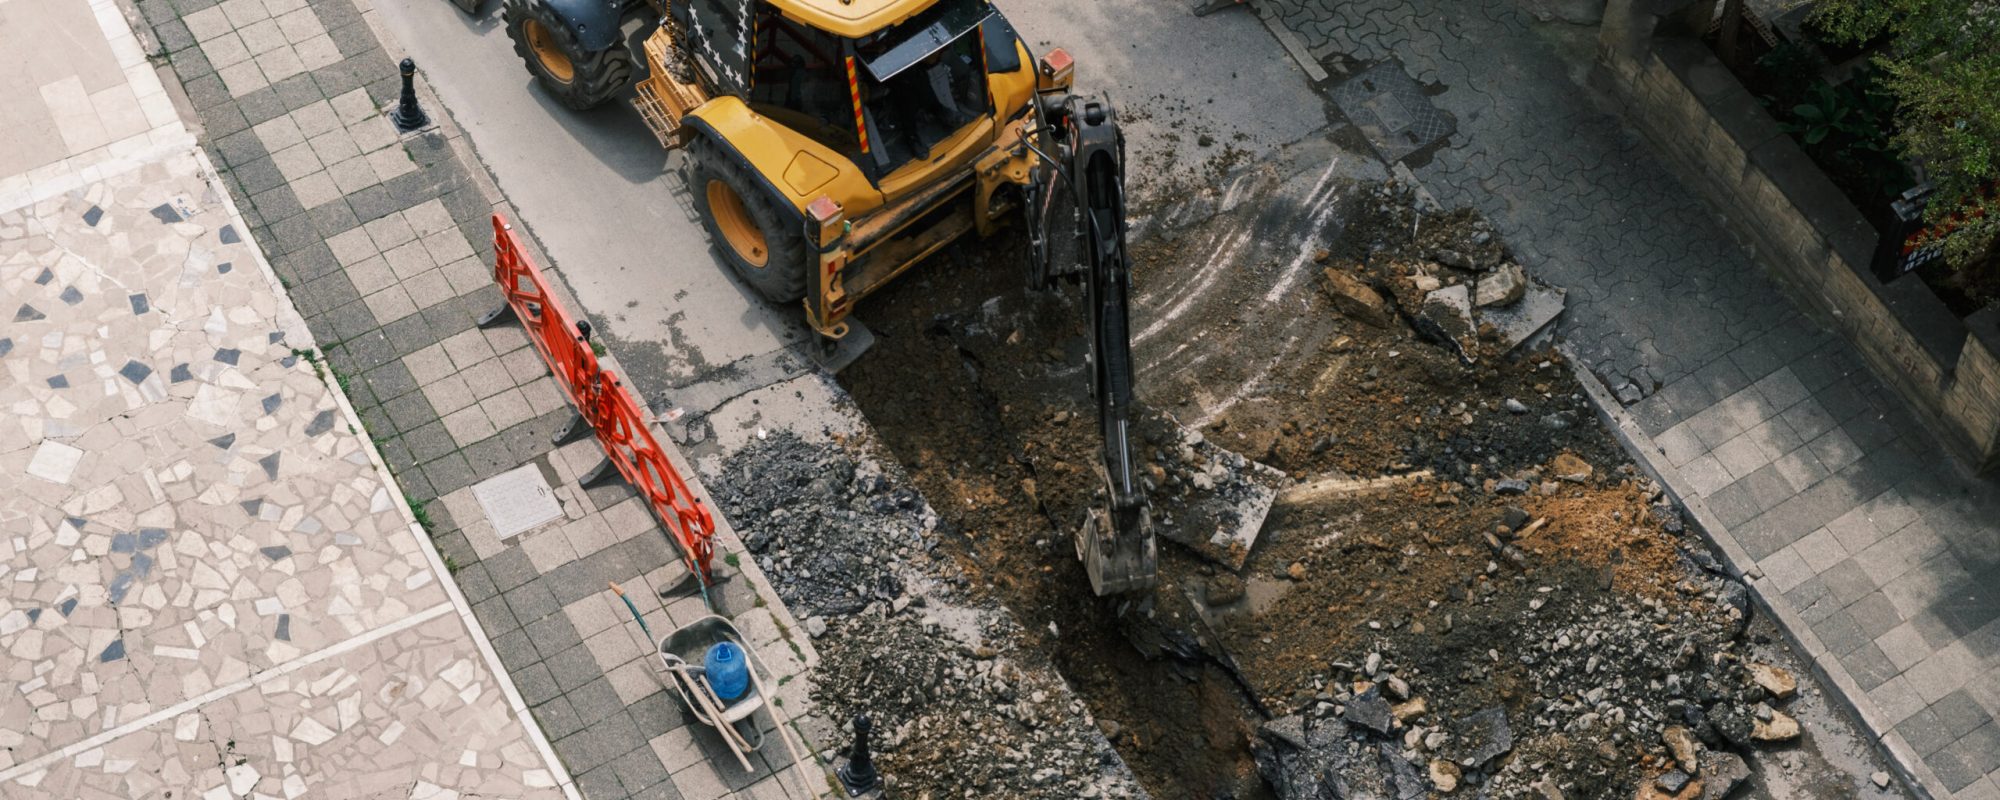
[1033, 96, 1157, 596]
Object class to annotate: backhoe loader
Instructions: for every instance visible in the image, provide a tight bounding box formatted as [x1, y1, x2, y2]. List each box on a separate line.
[490, 0, 1159, 594]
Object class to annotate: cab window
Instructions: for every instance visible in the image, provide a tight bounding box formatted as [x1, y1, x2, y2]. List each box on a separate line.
[747, 13, 860, 161]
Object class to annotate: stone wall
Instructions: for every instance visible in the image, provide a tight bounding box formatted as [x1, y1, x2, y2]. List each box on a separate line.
[1597, 0, 2000, 473]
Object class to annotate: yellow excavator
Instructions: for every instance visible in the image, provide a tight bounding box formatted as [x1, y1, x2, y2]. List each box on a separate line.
[491, 0, 1156, 594]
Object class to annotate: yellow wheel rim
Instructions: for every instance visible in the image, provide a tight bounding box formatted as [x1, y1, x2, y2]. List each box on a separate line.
[523, 19, 575, 84]
[707, 180, 769, 268]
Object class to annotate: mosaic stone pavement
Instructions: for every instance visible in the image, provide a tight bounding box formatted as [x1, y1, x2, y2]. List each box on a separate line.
[0, 149, 564, 798]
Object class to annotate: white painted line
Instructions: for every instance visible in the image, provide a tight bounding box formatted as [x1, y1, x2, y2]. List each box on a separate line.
[1260, 159, 1345, 305]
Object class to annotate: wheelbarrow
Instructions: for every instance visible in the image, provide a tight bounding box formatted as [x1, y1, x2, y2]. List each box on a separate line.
[657, 615, 770, 768]
[609, 583, 822, 796]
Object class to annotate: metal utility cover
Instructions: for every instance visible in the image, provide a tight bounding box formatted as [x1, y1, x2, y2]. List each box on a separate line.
[1327, 60, 1455, 164]
[473, 464, 564, 540]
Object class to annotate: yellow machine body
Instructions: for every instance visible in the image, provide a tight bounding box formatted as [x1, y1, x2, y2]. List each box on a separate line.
[632, 1, 1075, 339]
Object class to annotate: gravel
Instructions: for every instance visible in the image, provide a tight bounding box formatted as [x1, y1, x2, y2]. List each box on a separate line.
[707, 431, 1145, 799]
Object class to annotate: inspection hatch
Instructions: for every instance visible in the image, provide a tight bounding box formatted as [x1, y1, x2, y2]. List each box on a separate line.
[473, 463, 564, 539]
[1326, 60, 1455, 164]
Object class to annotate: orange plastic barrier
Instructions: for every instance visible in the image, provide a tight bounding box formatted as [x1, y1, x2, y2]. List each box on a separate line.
[489, 213, 714, 587]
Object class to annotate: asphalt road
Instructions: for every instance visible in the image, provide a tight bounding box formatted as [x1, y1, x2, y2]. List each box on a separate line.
[368, 0, 1327, 417]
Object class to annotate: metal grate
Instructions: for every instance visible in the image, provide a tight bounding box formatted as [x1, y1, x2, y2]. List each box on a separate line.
[1325, 60, 1455, 165]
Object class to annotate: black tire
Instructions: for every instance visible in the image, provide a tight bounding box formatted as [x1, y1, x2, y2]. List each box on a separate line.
[502, 0, 632, 111]
[688, 137, 809, 303]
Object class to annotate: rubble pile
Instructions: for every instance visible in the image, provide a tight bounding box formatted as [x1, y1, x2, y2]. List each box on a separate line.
[1228, 461, 1823, 798]
[716, 438, 933, 616]
[707, 432, 1143, 800]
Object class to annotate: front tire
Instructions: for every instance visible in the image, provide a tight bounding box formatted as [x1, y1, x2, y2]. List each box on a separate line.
[688, 138, 809, 303]
[503, 0, 632, 111]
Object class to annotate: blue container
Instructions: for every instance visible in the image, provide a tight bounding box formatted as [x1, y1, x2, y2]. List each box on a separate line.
[703, 641, 749, 701]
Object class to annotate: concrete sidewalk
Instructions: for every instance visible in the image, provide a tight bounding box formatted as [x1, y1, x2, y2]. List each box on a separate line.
[0, 0, 564, 795]
[1253, 0, 2000, 796]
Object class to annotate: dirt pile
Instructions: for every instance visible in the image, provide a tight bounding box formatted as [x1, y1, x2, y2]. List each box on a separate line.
[706, 431, 1144, 800]
[1230, 468, 1799, 798]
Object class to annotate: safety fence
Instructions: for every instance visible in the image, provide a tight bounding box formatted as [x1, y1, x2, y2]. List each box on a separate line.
[488, 213, 715, 586]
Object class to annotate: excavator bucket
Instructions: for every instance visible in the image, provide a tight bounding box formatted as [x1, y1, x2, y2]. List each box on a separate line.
[1079, 505, 1158, 596]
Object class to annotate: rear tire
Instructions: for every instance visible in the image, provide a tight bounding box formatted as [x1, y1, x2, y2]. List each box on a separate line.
[503, 0, 632, 111]
[688, 137, 809, 303]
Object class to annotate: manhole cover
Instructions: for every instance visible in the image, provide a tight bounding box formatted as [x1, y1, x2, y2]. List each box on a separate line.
[1364, 93, 1415, 134]
[1326, 60, 1455, 164]
[472, 464, 563, 539]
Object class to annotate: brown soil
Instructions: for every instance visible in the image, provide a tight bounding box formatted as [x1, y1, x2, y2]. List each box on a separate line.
[1217, 475, 1699, 714]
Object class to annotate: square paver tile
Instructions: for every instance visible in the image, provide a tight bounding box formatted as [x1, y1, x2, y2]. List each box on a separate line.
[1654, 421, 1707, 468]
[1770, 446, 1830, 494]
[1808, 427, 1864, 472]
[1793, 527, 1850, 573]
[522, 527, 579, 572]
[461, 358, 515, 400]
[1753, 366, 1811, 411]
[1780, 396, 1839, 440]
[1680, 453, 1732, 497]
[385, 239, 437, 280]
[1759, 545, 1815, 593]
[362, 284, 417, 324]
[443, 404, 498, 445]
[1879, 621, 1937, 673]
[1872, 674, 1929, 728]
[565, 592, 623, 638]
[405, 343, 456, 383]
[1843, 641, 1902, 691]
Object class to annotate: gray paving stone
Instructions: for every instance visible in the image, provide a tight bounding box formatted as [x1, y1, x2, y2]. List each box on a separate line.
[1821, 559, 1879, 607]
[627, 689, 689, 736]
[456, 560, 496, 604]
[523, 611, 583, 659]
[378, 309, 436, 358]
[362, 359, 417, 403]
[1842, 641, 1901, 691]
[404, 420, 456, 463]
[485, 547, 537, 592]
[546, 643, 607, 694]
[1813, 608, 1871, 658]
[320, 300, 375, 343]
[503, 579, 561, 631]
[629, 779, 686, 800]
[574, 764, 625, 800]
[1706, 481, 1760, 529]
[611, 747, 674, 795]
[226, 87, 280, 125]
[568, 676, 627, 725]
[514, 662, 561, 707]
[1902, 706, 1958, 756]
[424, 449, 478, 495]
[533, 695, 587, 740]
[490, 627, 536, 670]
[272, 72, 322, 110]
[307, 198, 360, 238]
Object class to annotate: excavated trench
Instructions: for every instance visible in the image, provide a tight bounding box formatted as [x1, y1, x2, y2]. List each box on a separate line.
[839, 242, 1279, 798]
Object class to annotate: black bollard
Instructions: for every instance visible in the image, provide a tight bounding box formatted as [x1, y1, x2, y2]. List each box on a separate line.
[392, 58, 430, 132]
[837, 714, 882, 796]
